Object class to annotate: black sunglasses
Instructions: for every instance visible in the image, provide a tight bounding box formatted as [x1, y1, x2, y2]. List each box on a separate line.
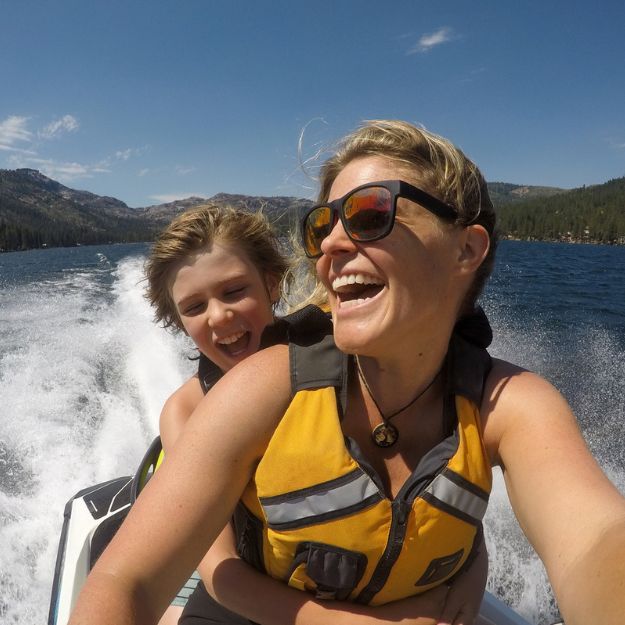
[301, 179, 458, 259]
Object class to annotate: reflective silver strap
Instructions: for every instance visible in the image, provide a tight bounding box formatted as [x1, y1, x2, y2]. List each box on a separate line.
[424, 473, 488, 522]
[262, 471, 381, 527]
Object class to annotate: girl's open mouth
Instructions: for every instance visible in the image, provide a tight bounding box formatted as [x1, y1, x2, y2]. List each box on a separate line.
[217, 330, 251, 356]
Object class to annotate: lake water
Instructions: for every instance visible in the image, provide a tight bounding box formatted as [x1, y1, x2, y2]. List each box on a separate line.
[1, 240, 624, 625]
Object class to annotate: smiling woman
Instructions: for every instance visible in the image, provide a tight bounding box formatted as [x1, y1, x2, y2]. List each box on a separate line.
[68, 121, 625, 625]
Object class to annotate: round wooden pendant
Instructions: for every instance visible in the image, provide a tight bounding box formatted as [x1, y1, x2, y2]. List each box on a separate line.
[371, 422, 399, 447]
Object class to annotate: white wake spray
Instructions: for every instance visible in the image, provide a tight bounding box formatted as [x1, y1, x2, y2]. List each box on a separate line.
[1, 244, 623, 625]
[0, 252, 195, 624]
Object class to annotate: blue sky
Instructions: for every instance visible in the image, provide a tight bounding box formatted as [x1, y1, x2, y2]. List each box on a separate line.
[2, 0, 624, 207]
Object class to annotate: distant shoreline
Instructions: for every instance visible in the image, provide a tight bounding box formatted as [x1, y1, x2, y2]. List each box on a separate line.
[500, 235, 625, 246]
[2, 237, 624, 255]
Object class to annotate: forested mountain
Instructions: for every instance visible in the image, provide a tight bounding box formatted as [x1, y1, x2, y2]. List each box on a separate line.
[0, 169, 312, 252]
[497, 177, 625, 244]
[136, 192, 313, 232]
[0, 169, 158, 250]
[1, 168, 624, 252]
[487, 182, 565, 205]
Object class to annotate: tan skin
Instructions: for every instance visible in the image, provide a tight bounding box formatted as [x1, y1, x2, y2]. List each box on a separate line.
[155, 237, 487, 625]
[157, 241, 279, 625]
[69, 156, 625, 625]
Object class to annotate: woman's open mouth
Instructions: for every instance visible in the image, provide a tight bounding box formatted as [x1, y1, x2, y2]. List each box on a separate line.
[332, 273, 384, 309]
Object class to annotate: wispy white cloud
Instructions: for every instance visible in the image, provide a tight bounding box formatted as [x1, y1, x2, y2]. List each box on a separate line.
[39, 114, 79, 139]
[175, 165, 197, 176]
[115, 145, 149, 161]
[459, 66, 487, 84]
[8, 154, 111, 182]
[116, 148, 134, 161]
[0, 115, 33, 150]
[149, 193, 207, 203]
[0, 144, 37, 155]
[1, 114, 148, 184]
[604, 136, 625, 150]
[407, 27, 454, 54]
[138, 168, 150, 177]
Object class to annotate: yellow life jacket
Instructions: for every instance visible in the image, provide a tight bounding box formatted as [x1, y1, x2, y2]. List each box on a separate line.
[237, 319, 493, 606]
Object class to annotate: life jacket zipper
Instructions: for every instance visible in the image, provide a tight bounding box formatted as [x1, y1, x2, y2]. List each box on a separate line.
[355, 498, 411, 604]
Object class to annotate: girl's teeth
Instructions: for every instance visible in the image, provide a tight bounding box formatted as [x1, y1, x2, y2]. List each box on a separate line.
[218, 331, 245, 345]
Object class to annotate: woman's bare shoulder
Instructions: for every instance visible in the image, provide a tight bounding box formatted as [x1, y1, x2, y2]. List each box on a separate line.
[480, 357, 579, 463]
[480, 359, 625, 597]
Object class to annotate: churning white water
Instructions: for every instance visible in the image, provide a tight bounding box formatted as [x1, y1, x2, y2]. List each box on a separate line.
[1, 241, 624, 625]
[0, 248, 196, 624]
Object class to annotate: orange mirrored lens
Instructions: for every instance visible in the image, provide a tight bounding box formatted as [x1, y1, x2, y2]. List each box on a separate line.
[344, 187, 392, 241]
[304, 206, 332, 256]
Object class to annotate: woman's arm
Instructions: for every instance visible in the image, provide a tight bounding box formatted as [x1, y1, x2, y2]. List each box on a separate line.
[483, 359, 625, 625]
[69, 345, 293, 625]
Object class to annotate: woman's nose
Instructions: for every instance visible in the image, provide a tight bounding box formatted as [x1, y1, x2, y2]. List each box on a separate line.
[319, 217, 358, 257]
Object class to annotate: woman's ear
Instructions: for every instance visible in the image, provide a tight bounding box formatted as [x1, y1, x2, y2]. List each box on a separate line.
[457, 224, 490, 274]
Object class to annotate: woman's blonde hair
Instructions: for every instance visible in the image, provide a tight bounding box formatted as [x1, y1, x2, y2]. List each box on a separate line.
[296, 120, 497, 310]
[145, 203, 290, 331]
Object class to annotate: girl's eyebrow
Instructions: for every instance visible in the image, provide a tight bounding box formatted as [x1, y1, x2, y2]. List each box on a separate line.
[175, 273, 249, 307]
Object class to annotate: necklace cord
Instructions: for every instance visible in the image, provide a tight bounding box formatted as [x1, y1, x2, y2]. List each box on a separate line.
[355, 356, 440, 423]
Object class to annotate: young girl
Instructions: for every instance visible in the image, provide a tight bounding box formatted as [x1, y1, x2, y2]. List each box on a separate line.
[144, 203, 285, 625]
[143, 203, 486, 625]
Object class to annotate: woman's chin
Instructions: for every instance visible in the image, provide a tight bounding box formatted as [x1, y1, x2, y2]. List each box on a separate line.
[333, 327, 377, 356]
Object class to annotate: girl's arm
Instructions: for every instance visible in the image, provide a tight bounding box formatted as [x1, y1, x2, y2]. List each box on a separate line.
[436, 537, 488, 625]
[483, 359, 625, 625]
[200, 527, 446, 625]
[200, 523, 486, 625]
[156, 374, 215, 625]
[159, 375, 205, 453]
[69, 345, 293, 625]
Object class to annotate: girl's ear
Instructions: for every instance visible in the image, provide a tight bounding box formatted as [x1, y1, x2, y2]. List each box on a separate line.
[265, 273, 281, 304]
[457, 224, 490, 274]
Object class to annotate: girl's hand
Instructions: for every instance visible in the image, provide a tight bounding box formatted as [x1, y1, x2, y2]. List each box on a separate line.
[436, 542, 488, 625]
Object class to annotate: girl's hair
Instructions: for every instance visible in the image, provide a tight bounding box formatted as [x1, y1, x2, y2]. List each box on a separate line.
[297, 120, 498, 311]
[145, 203, 290, 331]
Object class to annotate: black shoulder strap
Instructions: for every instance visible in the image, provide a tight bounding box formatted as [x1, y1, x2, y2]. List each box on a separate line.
[197, 305, 337, 395]
[260, 304, 333, 348]
[198, 353, 223, 394]
[447, 307, 493, 406]
[278, 305, 348, 415]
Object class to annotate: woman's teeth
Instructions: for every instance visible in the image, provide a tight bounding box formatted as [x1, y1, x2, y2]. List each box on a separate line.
[332, 273, 383, 291]
[340, 297, 373, 309]
[331, 274, 384, 308]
